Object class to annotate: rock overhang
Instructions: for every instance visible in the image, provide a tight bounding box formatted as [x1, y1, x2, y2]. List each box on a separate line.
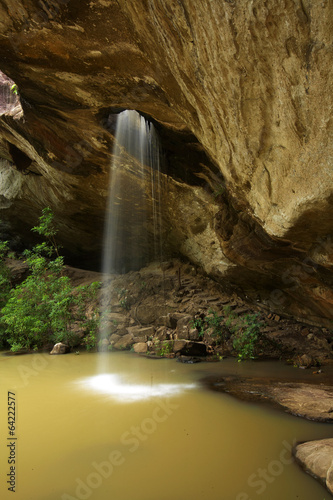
[0, 0, 332, 326]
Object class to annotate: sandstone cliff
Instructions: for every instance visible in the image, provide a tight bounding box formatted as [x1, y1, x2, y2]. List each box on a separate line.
[0, 0, 332, 326]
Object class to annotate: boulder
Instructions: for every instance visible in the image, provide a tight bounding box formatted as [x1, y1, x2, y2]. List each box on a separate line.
[135, 305, 169, 325]
[109, 333, 121, 345]
[113, 333, 134, 350]
[176, 314, 194, 340]
[50, 343, 70, 355]
[205, 377, 333, 422]
[133, 342, 148, 354]
[173, 340, 207, 357]
[294, 438, 333, 495]
[127, 325, 155, 341]
[177, 356, 202, 364]
[173, 340, 188, 354]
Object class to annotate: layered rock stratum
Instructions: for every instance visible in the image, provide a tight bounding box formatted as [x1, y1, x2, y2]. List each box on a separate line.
[0, 0, 332, 326]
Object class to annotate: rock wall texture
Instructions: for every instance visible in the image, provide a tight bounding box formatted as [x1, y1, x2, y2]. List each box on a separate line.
[0, 0, 332, 325]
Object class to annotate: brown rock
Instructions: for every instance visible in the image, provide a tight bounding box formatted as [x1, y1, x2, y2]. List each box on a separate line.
[155, 327, 169, 341]
[173, 340, 188, 353]
[294, 438, 333, 495]
[206, 376, 333, 422]
[133, 342, 148, 354]
[109, 334, 121, 345]
[135, 305, 169, 325]
[176, 314, 193, 340]
[113, 333, 134, 350]
[127, 326, 155, 341]
[50, 343, 70, 355]
[173, 340, 207, 357]
[295, 354, 314, 368]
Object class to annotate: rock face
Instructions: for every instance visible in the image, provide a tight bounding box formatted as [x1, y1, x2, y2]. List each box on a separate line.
[294, 439, 333, 495]
[0, 1, 332, 325]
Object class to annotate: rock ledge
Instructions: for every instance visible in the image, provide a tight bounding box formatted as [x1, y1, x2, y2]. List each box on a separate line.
[294, 439, 333, 496]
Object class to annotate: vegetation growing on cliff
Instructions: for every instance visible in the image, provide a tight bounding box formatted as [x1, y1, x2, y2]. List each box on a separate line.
[0, 208, 100, 352]
[192, 307, 265, 361]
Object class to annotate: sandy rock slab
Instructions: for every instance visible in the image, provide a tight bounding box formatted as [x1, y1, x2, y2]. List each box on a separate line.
[269, 384, 333, 422]
[294, 439, 333, 495]
[206, 376, 333, 422]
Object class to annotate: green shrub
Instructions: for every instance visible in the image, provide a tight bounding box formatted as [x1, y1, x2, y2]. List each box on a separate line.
[0, 208, 101, 352]
[0, 240, 11, 348]
[232, 313, 262, 361]
[191, 307, 263, 361]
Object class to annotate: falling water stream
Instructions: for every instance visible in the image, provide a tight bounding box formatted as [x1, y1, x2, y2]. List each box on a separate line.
[98, 109, 163, 373]
[102, 109, 162, 276]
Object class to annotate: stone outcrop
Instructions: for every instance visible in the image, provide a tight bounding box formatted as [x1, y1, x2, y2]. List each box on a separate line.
[0, 1, 332, 325]
[50, 342, 70, 355]
[205, 375, 333, 422]
[84, 259, 333, 363]
[294, 439, 333, 495]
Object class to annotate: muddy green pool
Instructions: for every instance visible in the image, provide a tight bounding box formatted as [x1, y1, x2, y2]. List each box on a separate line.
[0, 351, 331, 500]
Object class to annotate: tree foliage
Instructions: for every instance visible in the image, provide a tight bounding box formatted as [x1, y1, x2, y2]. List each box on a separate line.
[0, 208, 100, 352]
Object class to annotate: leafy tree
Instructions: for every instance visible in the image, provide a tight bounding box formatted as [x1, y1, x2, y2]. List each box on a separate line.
[0, 208, 100, 352]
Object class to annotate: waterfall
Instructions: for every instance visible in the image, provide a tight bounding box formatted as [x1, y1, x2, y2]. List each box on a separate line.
[99, 110, 162, 357]
[102, 109, 162, 276]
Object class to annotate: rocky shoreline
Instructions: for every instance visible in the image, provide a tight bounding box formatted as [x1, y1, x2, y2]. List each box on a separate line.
[202, 374, 333, 496]
[65, 258, 333, 365]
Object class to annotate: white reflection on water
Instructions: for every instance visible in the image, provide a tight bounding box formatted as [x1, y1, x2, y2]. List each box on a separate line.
[76, 374, 197, 402]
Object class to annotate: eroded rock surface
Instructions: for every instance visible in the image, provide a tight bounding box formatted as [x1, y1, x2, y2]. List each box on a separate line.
[206, 376, 333, 422]
[294, 439, 333, 495]
[61, 258, 333, 365]
[0, 1, 332, 325]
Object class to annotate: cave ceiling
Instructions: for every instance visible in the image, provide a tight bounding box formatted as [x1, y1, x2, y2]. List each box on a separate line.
[0, 0, 332, 326]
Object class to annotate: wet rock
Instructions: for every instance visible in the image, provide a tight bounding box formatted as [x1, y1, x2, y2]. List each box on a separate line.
[177, 355, 202, 364]
[173, 340, 188, 353]
[108, 313, 128, 323]
[173, 340, 207, 357]
[135, 305, 169, 325]
[155, 327, 169, 341]
[205, 376, 333, 422]
[113, 333, 134, 350]
[133, 342, 148, 354]
[160, 261, 174, 271]
[294, 354, 315, 369]
[127, 325, 155, 341]
[50, 343, 70, 355]
[109, 333, 121, 345]
[188, 327, 200, 340]
[0, 2, 333, 326]
[176, 314, 194, 339]
[294, 438, 333, 495]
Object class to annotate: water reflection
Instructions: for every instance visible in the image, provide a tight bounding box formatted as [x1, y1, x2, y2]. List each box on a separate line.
[76, 373, 197, 402]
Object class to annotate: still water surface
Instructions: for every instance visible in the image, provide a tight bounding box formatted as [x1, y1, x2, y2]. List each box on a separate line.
[0, 352, 331, 500]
